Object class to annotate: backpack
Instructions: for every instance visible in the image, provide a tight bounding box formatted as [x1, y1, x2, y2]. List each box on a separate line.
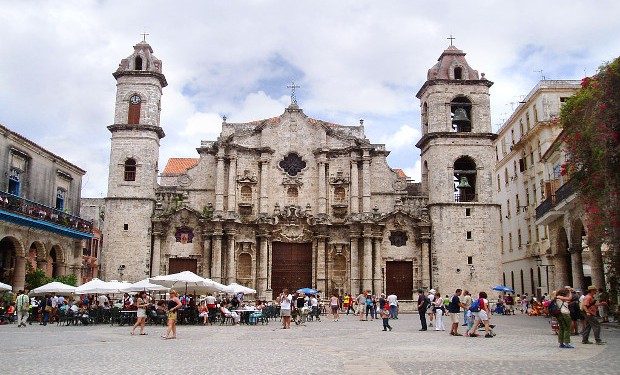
[548, 300, 561, 316]
[469, 298, 481, 313]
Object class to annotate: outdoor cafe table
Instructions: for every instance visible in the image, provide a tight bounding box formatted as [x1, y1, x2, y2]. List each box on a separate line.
[120, 310, 137, 325]
[234, 308, 257, 324]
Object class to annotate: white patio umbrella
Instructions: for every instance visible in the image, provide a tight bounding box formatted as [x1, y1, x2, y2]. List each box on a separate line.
[228, 282, 257, 295]
[150, 271, 207, 294]
[207, 279, 234, 294]
[75, 278, 120, 294]
[106, 280, 131, 293]
[121, 278, 170, 293]
[0, 281, 12, 291]
[31, 281, 76, 296]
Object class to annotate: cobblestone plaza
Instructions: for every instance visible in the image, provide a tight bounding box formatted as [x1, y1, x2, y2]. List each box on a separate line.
[3, 313, 617, 374]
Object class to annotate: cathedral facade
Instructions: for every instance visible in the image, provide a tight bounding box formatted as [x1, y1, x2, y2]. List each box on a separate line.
[102, 41, 501, 301]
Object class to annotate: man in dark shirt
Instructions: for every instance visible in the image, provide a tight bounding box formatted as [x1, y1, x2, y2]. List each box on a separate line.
[449, 289, 466, 336]
[417, 290, 428, 331]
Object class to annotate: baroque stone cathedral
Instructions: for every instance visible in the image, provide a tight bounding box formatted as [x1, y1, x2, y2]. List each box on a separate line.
[102, 40, 501, 300]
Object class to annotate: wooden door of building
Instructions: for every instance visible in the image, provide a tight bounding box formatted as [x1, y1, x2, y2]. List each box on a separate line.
[168, 258, 197, 274]
[385, 261, 413, 300]
[271, 242, 312, 295]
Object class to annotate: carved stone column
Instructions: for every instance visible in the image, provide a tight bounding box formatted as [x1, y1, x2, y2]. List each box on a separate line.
[36, 259, 48, 273]
[372, 237, 382, 294]
[420, 238, 431, 289]
[259, 155, 270, 214]
[361, 149, 371, 213]
[152, 231, 163, 276]
[13, 255, 26, 291]
[211, 231, 223, 283]
[362, 230, 373, 292]
[201, 233, 212, 279]
[316, 235, 327, 293]
[257, 234, 269, 297]
[318, 158, 327, 214]
[227, 154, 237, 212]
[53, 262, 65, 278]
[349, 232, 360, 294]
[589, 242, 605, 290]
[570, 246, 586, 289]
[215, 151, 226, 211]
[226, 230, 236, 284]
[350, 157, 359, 214]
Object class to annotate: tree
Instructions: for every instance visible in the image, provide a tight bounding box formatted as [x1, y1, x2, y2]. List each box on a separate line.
[561, 56, 620, 308]
[24, 263, 48, 290]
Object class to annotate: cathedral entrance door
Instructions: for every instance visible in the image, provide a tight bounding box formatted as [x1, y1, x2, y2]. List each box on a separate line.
[271, 242, 312, 295]
[386, 261, 413, 300]
[168, 258, 197, 274]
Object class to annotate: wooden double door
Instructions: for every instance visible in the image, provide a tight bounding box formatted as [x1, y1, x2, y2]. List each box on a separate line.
[385, 261, 413, 300]
[271, 242, 312, 294]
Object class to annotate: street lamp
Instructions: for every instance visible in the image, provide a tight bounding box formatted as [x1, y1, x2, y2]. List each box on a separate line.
[117, 265, 126, 281]
[535, 256, 555, 295]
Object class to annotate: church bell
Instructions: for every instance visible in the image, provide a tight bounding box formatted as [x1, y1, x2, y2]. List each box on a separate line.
[457, 176, 471, 189]
[452, 108, 470, 128]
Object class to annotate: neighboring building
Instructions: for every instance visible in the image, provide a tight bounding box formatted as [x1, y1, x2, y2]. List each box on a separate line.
[494, 80, 580, 296]
[80, 198, 104, 283]
[101, 40, 501, 302]
[0, 124, 93, 291]
[535, 130, 606, 292]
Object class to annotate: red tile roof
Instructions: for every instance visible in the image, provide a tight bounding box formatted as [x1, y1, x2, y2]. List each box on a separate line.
[393, 168, 408, 178]
[162, 158, 198, 175]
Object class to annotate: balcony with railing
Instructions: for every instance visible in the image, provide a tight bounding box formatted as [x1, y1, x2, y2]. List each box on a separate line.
[535, 180, 576, 226]
[0, 190, 93, 239]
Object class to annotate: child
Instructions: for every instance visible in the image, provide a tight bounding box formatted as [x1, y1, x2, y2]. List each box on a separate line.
[465, 309, 475, 336]
[380, 303, 392, 331]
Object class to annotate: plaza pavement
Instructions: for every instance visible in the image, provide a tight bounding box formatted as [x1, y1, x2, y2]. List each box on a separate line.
[2, 312, 618, 375]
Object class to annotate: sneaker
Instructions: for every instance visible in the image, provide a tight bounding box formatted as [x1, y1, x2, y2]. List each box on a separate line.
[388, 327, 392, 331]
[484, 334, 493, 338]
[596, 341, 606, 345]
[563, 344, 574, 348]
[582, 341, 593, 344]
[470, 333, 478, 337]
[382, 329, 387, 331]
[559, 344, 566, 348]
[429, 323, 433, 327]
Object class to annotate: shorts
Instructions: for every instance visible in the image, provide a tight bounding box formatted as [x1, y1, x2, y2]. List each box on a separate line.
[570, 310, 583, 321]
[280, 309, 291, 317]
[450, 312, 461, 324]
[167, 312, 177, 321]
[137, 309, 147, 319]
[357, 305, 365, 314]
[473, 310, 488, 321]
[331, 305, 339, 314]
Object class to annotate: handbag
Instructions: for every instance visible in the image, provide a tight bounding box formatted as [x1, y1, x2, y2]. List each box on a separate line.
[45, 305, 52, 312]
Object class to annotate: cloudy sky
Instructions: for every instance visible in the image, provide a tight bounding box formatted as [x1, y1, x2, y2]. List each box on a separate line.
[0, 1, 618, 198]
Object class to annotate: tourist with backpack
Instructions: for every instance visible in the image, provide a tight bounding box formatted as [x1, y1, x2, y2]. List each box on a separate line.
[468, 291, 493, 338]
[551, 287, 574, 348]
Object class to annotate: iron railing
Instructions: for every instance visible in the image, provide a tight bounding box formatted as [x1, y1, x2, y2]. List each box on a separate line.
[0, 190, 93, 234]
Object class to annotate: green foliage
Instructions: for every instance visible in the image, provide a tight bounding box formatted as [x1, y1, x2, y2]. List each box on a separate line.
[24, 262, 78, 289]
[561, 56, 620, 298]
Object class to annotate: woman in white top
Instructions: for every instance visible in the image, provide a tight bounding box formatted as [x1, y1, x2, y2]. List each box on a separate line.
[433, 292, 445, 331]
[279, 289, 292, 329]
[130, 291, 149, 336]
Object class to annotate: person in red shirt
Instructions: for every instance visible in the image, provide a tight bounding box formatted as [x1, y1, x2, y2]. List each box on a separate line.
[581, 286, 606, 345]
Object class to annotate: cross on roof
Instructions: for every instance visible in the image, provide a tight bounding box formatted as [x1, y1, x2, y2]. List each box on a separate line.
[447, 34, 455, 46]
[287, 81, 300, 105]
[141, 32, 150, 42]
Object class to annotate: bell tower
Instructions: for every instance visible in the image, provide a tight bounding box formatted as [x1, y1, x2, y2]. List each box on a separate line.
[102, 40, 167, 282]
[416, 44, 501, 294]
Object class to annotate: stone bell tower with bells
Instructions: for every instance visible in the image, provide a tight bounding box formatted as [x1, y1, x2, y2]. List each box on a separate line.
[102, 37, 167, 282]
[415, 41, 501, 294]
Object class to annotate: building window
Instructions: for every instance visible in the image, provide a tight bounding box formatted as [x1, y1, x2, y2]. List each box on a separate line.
[516, 194, 521, 215]
[450, 97, 472, 132]
[124, 159, 136, 181]
[509, 233, 513, 252]
[517, 229, 522, 247]
[55, 188, 66, 210]
[123, 223, 128, 230]
[454, 67, 463, 80]
[506, 199, 511, 218]
[240, 186, 252, 203]
[8, 168, 20, 195]
[465, 208, 471, 217]
[389, 231, 408, 247]
[334, 187, 346, 203]
[504, 168, 509, 186]
[500, 235, 504, 254]
[454, 156, 476, 202]
[128, 94, 141, 124]
[134, 56, 143, 70]
[497, 175, 501, 191]
[279, 153, 306, 177]
[466, 231, 472, 240]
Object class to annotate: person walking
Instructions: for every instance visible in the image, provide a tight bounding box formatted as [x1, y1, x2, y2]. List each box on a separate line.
[380, 303, 392, 331]
[417, 290, 428, 331]
[16, 290, 30, 327]
[582, 286, 606, 345]
[329, 293, 340, 321]
[427, 289, 436, 327]
[470, 291, 493, 338]
[433, 291, 445, 331]
[552, 288, 574, 348]
[448, 289, 465, 336]
[356, 291, 367, 321]
[131, 291, 149, 335]
[461, 290, 473, 326]
[39, 294, 52, 326]
[162, 290, 182, 339]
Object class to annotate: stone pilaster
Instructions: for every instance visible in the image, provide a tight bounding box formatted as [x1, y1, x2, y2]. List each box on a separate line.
[318, 157, 327, 214]
[227, 154, 237, 212]
[349, 232, 360, 294]
[259, 155, 270, 214]
[211, 230, 223, 283]
[316, 235, 327, 293]
[215, 151, 225, 211]
[226, 230, 236, 284]
[13, 256, 26, 291]
[569, 245, 585, 290]
[372, 236, 382, 294]
[350, 157, 359, 214]
[362, 150, 371, 213]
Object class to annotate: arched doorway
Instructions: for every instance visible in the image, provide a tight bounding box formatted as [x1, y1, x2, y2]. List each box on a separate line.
[49, 245, 64, 278]
[0, 236, 25, 290]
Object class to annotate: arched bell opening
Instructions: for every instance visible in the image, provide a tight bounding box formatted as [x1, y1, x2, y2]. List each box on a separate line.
[451, 96, 472, 132]
[454, 156, 477, 202]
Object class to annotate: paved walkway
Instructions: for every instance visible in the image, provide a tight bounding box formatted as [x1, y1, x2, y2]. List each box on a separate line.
[2, 313, 618, 374]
